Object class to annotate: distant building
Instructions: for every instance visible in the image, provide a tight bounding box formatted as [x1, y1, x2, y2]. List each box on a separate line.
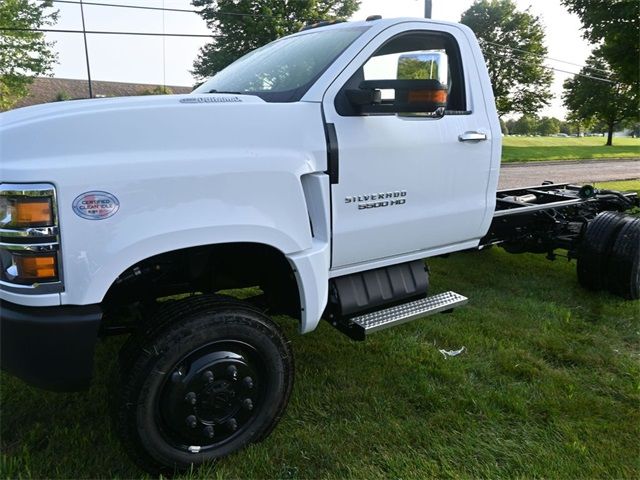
[14, 77, 192, 109]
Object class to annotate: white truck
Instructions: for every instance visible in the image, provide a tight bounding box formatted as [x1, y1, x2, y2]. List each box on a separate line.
[1, 17, 638, 474]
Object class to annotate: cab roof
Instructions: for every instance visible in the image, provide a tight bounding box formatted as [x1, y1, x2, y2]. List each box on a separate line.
[300, 16, 461, 33]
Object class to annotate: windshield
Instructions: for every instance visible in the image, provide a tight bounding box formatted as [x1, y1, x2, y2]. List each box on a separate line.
[194, 27, 369, 102]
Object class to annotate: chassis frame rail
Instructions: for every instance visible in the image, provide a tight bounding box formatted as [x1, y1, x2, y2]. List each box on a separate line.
[481, 183, 638, 257]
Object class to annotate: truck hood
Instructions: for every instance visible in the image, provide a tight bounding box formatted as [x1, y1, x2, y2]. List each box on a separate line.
[0, 93, 326, 175]
[0, 93, 265, 129]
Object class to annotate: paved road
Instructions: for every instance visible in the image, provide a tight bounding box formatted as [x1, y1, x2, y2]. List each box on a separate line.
[498, 158, 640, 189]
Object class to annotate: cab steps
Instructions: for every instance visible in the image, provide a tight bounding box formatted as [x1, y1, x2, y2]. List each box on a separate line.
[330, 291, 468, 341]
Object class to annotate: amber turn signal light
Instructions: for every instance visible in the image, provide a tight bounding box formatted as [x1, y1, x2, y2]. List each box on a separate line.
[15, 199, 53, 227]
[407, 89, 448, 104]
[0, 197, 53, 228]
[13, 254, 57, 281]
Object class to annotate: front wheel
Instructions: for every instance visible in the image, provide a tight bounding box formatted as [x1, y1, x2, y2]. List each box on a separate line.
[115, 297, 294, 475]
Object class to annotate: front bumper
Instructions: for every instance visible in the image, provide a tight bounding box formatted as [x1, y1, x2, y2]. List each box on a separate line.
[0, 301, 102, 391]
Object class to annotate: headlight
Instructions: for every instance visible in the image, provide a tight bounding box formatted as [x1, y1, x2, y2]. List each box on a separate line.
[0, 183, 62, 291]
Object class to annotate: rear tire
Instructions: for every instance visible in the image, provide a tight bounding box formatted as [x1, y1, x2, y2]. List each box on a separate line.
[114, 296, 294, 475]
[606, 217, 640, 299]
[576, 212, 630, 291]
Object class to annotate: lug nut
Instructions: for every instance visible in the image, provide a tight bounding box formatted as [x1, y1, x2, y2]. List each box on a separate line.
[226, 418, 238, 432]
[203, 370, 214, 383]
[242, 376, 254, 389]
[185, 391, 197, 405]
[242, 398, 254, 411]
[227, 365, 238, 380]
[186, 415, 197, 428]
[203, 425, 215, 439]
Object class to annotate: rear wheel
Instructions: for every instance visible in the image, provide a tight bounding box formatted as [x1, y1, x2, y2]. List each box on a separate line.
[606, 217, 640, 299]
[114, 296, 294, 475]
[576, 212, 630, 291]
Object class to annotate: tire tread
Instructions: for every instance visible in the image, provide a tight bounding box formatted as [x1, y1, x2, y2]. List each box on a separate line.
[577, 212, 630, 291]
[607, 217, 640, 299]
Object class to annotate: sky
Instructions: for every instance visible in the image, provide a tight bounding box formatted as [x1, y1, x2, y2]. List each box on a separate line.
[45, 0, 594, 119]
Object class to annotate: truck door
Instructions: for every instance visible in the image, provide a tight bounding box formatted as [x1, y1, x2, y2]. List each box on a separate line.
[323, 23, 496, 269]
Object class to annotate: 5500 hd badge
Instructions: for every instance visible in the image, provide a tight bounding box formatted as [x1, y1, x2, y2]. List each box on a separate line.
[345, 191, 407, 210]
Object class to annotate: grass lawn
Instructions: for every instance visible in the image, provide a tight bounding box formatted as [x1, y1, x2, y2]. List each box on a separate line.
[1, 182, 639, 479]
[502, 136, 640, 163]
[595, 179, 640, 193]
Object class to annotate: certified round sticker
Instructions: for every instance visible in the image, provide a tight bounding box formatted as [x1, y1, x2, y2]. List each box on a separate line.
[72, 191, 120, 220]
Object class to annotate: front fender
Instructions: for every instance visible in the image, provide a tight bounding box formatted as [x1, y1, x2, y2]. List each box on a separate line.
[58, 164, 315, 305]
[1, 99, 331, 319]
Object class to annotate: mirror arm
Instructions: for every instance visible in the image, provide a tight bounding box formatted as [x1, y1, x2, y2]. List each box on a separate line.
[346, 88, 382, 106]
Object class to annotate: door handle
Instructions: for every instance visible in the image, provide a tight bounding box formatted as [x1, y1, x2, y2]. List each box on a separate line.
[458, 131, 487, 142]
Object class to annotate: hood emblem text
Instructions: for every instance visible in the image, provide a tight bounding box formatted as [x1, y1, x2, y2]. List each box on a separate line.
[180, 96, 242, 104]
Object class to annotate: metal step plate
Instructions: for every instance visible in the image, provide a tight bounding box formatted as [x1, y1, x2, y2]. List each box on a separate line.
[349, 291, 468, 338]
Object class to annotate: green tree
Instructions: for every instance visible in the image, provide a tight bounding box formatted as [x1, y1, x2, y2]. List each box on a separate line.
[55, 90, 70, 102]
[139, 85, 174, 95]
[538, 116, 561, 136]
[192, 0, 360, 79]
[0, 0, 58, 110]
[511, 114, 540, 135]
[559, 120, 578, 135]
[505, 118, 517, 135]
[565, 114, 597, 137]
[560, 0, 639, 86]
[622, 119, 639, 138]
[397, 58, 439, 80]
[563, 53, 638, 146]
[460, 0, 553, 117]
[499, 118, 508, 135]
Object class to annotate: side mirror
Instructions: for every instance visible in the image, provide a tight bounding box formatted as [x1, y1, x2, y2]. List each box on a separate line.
[397, 52, 448, 84]
[346, 79, 447, 115]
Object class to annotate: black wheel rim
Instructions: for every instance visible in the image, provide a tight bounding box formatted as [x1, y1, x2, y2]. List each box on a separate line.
[156, 340, 265, 452]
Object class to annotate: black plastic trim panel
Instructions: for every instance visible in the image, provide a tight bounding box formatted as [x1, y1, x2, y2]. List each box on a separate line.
[329, 260, 429, 317]
[0, 301, 102, 391]
[324, 122, 339, 184]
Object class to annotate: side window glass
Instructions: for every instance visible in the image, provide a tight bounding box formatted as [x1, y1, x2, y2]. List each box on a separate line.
[336, 31, 466, 116]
